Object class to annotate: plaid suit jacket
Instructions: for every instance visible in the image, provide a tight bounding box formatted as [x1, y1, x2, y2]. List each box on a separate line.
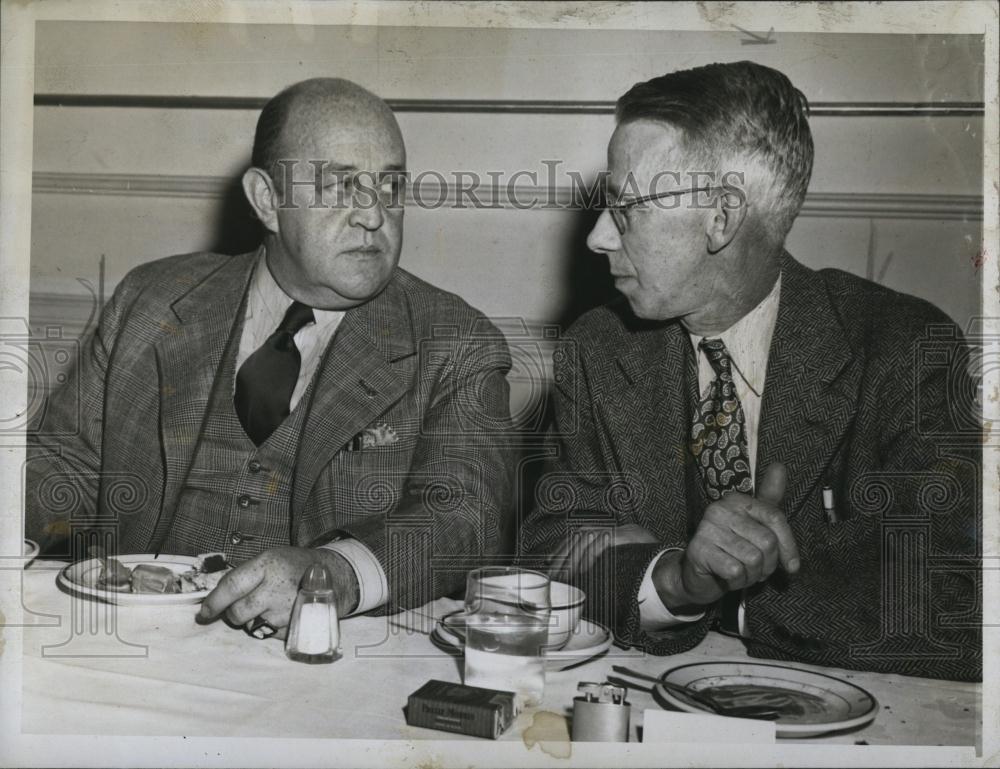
[520, 252, 981, 681]
[26, 250, 514, 611]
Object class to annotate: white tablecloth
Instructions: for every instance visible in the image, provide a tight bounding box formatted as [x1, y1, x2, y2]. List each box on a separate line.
[13, 561, 979, 746]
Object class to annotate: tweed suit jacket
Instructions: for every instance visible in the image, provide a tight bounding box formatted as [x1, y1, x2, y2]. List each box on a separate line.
[520, 252, 980, 681]
[26, 250, 514, 611]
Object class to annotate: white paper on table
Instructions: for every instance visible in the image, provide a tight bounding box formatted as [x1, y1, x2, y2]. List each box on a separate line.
[641, 708, 776, 744]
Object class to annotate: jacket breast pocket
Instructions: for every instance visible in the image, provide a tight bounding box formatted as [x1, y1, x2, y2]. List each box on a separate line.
[325, 442, 414, 508]
[804, 498, 881, 573]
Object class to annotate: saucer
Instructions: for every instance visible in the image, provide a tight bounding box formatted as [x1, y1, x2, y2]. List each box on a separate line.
[23, 539, 40, 565]
[432, 609, 613, 671]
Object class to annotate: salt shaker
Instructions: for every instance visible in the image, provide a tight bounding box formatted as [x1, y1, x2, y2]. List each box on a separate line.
[285, 563, 341, 664]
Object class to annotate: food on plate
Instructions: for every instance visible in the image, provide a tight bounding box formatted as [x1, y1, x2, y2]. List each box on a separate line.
[74, 560, 102, 589]
[100, 557, 133, 592]
[200, 554, 227, 573]
[131, 564, 182, 594]
[179, 553, 230, 593]
[71, 552, 231, 594]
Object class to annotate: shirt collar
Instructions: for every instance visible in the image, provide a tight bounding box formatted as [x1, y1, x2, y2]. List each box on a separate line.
[689, 273, 782, 396]
[249, 249, 344, 330]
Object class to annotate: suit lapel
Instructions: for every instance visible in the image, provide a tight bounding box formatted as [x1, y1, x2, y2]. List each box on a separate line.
[152, 252, 257, 543]
[291, 275, 413, 517]
[758, 253, 861, 519]
[608, 315, 700, 540]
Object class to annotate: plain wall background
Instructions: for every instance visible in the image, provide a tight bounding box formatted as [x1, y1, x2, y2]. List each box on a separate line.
[28, 23, 985, 405]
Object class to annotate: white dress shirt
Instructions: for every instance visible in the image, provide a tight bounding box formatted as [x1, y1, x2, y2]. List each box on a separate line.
[638, 274, 782, 631]
[238, 252, 389, 614]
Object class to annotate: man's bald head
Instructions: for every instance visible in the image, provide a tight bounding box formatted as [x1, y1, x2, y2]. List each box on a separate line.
[251, 77, 403, 178]
[241, 77, 407, 310]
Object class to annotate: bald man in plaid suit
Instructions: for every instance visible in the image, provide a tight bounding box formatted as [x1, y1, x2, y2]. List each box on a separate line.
[521, 62, 980, 681]
[26, 78, 514, 638]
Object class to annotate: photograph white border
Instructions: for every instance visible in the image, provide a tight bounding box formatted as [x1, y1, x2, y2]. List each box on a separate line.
[2, 2, 997, 767]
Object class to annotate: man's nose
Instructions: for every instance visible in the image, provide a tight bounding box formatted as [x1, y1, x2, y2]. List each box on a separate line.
[348, 196, 385, 230]
[585, 209, 621, 254]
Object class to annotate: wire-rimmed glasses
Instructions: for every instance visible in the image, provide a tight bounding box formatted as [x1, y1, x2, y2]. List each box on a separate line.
[606, 185, 718, 234]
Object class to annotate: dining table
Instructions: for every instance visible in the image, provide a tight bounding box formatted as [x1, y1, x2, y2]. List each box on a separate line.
[10, 558, 980, 751]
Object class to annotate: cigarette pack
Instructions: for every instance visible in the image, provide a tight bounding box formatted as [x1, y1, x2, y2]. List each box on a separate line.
[406, 680, 517, 739]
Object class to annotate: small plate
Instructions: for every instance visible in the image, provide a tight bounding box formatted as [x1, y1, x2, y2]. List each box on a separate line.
[57, 554, 210, 606]
[656, 661, 878, 738]
[432, 609, 613, 671]
[23, 539, 40, 564]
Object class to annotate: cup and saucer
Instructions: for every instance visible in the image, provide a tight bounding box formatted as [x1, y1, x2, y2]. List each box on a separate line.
[431, 581, 613, 671]
[22, 539, 40, 566]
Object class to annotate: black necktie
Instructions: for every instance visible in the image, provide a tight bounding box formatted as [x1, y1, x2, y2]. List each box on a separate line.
[690, 338, 753, 632]
[234, 301, 315, 446]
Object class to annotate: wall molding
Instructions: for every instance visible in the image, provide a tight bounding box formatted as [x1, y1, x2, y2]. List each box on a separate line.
[34, 94, 986, 117]
[33, 173, 230, 199]
[799, 193, 982, 220]
[27, 292, 100, 340]
[33, 171, 984, 221]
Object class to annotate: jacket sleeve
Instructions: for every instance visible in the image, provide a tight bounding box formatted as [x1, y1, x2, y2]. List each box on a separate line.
[854, 317, 981, 681]
[518, 332, 714, 655]
[24, 281, 130, 553]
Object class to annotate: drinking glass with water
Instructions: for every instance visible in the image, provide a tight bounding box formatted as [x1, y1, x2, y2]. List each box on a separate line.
[463, 567, 551, 708]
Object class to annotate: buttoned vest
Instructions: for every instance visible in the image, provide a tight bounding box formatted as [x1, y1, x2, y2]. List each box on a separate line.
[159, 301, 318, 563]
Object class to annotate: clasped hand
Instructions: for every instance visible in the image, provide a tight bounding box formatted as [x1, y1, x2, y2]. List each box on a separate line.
[196, 546, 359, 639]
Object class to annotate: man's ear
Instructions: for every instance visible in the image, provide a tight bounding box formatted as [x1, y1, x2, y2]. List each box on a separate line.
[706, 187, 748, 254]
[242, 167, 280, 234]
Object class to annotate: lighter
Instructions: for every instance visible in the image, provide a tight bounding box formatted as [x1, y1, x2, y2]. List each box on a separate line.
[571, 682, 630, 742]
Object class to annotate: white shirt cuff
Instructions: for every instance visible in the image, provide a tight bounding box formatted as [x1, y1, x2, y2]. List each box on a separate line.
[318, 538, 388, 615]
[638, 548, 707, 630]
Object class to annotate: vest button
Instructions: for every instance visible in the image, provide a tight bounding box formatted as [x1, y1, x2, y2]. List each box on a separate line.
[237, 494, 252, 508]
[230, 531, 244, 545]
[248, 460, 262, 474]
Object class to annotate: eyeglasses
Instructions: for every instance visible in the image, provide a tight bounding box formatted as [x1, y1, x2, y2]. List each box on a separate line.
[606, 185, 716, 234]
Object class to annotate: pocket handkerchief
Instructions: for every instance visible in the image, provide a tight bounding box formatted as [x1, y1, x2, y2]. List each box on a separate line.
[348, 422, 399, 451]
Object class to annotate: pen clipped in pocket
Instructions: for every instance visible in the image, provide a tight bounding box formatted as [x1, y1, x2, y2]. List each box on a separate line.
[819, 471, 850, 525]
[821, 484, 839, 524]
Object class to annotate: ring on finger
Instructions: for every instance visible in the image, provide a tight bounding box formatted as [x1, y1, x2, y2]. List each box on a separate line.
[245, 617, 277, 640]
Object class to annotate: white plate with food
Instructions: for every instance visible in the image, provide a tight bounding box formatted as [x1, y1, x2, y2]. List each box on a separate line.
[432, 609, 613, 671]
[57, 553, 231, 605]
[23, 539, 40, 564]
[655, 661, 878, 738]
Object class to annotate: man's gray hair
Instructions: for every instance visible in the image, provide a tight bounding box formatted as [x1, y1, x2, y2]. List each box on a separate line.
[616, 61, 814, 246]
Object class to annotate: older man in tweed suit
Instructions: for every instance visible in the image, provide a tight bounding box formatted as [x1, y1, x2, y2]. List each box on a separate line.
[26, 78, 513, 637]
[520, 62, 980, 681]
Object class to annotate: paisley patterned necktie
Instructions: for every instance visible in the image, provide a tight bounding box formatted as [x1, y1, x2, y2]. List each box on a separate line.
[690, 338, 754, 501]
